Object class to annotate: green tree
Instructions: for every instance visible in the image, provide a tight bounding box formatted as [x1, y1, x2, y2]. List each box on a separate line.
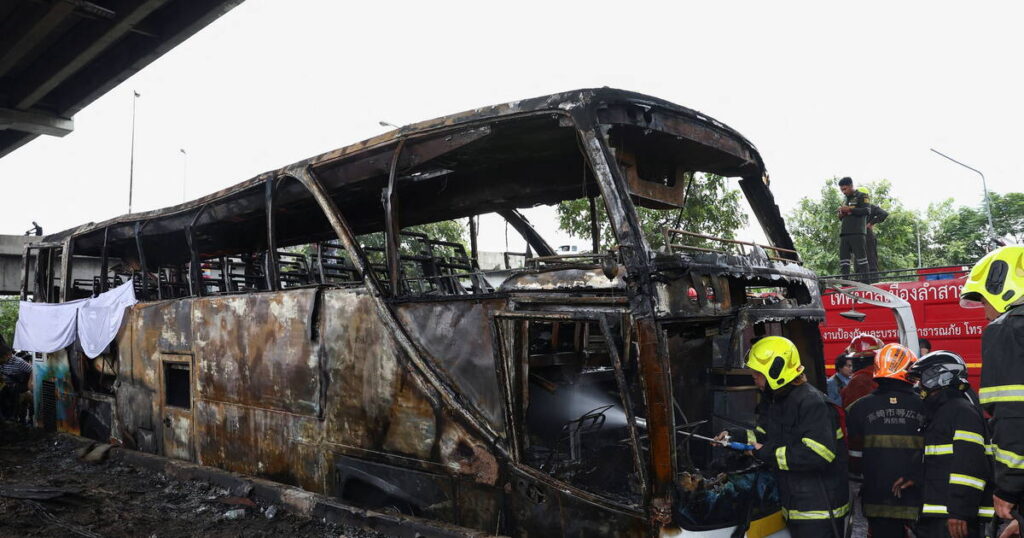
[556, 173, 747, 251]
[0, 298, 18, 346]
[787, 179, 920, 275]
[926, 191, 1024, 265]
[358, 220, 467, 251]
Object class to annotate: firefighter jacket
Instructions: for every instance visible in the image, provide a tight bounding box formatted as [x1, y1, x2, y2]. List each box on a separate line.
[846, 379, 925, 520]
[841, 366, 877, 409]
[840, 190, 871, 235]
[978, 304, 1024, 503]
[920, 389, 994, 521]
[749, 381, 850, 522]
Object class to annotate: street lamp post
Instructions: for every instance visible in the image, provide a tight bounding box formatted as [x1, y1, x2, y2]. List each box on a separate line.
[930, 148, 997, 247]
[180, 148, 187, 202]
[128, 90, 140, 214]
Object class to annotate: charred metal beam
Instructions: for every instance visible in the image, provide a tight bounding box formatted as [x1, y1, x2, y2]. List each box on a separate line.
[265, 178, 279, 291]
[98, 226, 108, 293]
[496, 209, 554, 258]
[293, 164, 508, 446]
[19, 244, 31, 300]
[468, 215, 478, 268]
[738, 175, 798, 259]
[133, 220, 149, 301]
[184, 204, 209, 297]
[384, 140, 405, 296]
[58, 237, 75, 302]
[588, 196, 600, 254]
[599, 316, 647, 494]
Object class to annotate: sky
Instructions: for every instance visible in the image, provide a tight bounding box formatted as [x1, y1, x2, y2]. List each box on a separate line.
[1, 1, 1022, 253]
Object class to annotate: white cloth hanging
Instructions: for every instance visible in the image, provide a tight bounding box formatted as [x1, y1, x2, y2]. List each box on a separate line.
[13, 281, 138, 358]
[78, 281, 137, 358]
[13, 298, 87, 353]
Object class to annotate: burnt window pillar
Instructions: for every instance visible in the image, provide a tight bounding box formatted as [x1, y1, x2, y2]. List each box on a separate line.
[383, 140, 405, 296]
[134, 221, 150, 300]
[265, 178, 280, 291]
[98, 227, 110, 293]
[59, 237, 73, 302]
[185, 205, 208, 297]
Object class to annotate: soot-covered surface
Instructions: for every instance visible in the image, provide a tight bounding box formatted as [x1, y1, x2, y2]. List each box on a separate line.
[0, 423, 382, 538]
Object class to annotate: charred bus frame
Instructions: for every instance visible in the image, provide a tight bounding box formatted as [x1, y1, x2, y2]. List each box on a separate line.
[22, 88, 824, 536]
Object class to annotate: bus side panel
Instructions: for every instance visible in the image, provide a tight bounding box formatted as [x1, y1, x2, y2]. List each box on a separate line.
[192, 290, 326, 491]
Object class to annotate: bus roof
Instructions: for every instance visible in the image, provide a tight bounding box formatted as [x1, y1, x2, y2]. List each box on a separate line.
[41, 88, 768, 265]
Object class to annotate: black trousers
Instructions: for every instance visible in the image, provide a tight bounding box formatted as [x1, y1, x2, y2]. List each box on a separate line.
[866, 229, 879, 282]
[787, 518, 846, 538]
[868, 516, 911, 537]
[914, 516, 985, 538]
[839, 233, 869, 280]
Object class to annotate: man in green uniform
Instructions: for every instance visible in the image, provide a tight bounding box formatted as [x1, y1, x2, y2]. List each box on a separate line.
[837, 177, 871, 280]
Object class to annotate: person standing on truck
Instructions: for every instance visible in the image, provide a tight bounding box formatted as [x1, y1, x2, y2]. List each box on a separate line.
[866, 200, 889, 283]
[959, 246, 1024, 523]
[837, 177, 872, 280]
[908, 351, 993, 538]
[846, 343, 924, 537]
[841, 333, 886, 408]
[826, 354, 853, 406]
[722, 336, 849, 537]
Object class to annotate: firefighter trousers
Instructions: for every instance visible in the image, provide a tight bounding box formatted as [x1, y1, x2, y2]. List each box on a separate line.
[867, 517, 912, 537]
[914, 517, 985, 538]
[787, 518, 846, 538]
[839, 233, 869, 280]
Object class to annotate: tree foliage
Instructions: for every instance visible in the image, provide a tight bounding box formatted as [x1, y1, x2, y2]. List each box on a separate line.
[0, 299, 18, 346]
[787, 179, 920, 275]
[357, 220, 466, 251]
[556, 173, 747, 251]
[789, 179, 1024, 275]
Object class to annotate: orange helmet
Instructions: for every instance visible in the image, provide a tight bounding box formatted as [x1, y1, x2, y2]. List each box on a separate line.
[874, 343, 918, 382]
[847, 334, 885, 357]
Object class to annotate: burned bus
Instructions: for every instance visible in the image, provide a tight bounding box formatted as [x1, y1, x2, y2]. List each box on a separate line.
[22, 88, 825, 537]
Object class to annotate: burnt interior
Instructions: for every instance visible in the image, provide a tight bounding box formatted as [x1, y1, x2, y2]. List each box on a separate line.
[164, 363, 191, 409]
[519, 318, 643, 504]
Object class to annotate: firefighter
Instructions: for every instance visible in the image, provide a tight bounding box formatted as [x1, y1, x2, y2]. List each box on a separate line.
[865, 200, 889, 283]
[841, 333, 885, 408]
[837, 176, 872, 280]
[960, 246, 1024, 522]
[722, 336, 849, 537]
[907, 350, 993, 538]
[846, 343, 925, 537]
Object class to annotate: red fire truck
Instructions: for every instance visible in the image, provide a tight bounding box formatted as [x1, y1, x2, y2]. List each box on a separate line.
[820, 267, 988, 389]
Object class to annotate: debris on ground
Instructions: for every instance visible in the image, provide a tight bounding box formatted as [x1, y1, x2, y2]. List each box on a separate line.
[0, 422, 384, 537]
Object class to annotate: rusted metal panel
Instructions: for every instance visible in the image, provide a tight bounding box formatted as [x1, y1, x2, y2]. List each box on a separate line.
[394, 300, 506, 432]
[195, 400, 326, 493]
[321, 289, 408, 451]
[382, 374, 438, 461]
[193, 290, 320, 416]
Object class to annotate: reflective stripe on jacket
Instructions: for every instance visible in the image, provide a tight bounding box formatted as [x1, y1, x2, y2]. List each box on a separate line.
[846, 380, 925, 520]
[920, 390, 993, 521]
[980, 305, 1024, 504]
[753, 382, 849, 519]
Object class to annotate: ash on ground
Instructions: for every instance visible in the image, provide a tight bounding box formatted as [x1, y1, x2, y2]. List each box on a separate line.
[0, 423, 383, 538]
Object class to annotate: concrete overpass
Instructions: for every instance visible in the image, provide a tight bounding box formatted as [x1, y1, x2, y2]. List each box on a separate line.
[0, 0, 243, 159]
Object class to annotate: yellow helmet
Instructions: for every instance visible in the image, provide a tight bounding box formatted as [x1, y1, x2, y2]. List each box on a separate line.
[747, 336, 804, 390]
[961, 246, 1024, 313]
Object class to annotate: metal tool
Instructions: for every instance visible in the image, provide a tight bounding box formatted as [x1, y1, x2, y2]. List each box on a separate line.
[679, 430, 755, 451]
